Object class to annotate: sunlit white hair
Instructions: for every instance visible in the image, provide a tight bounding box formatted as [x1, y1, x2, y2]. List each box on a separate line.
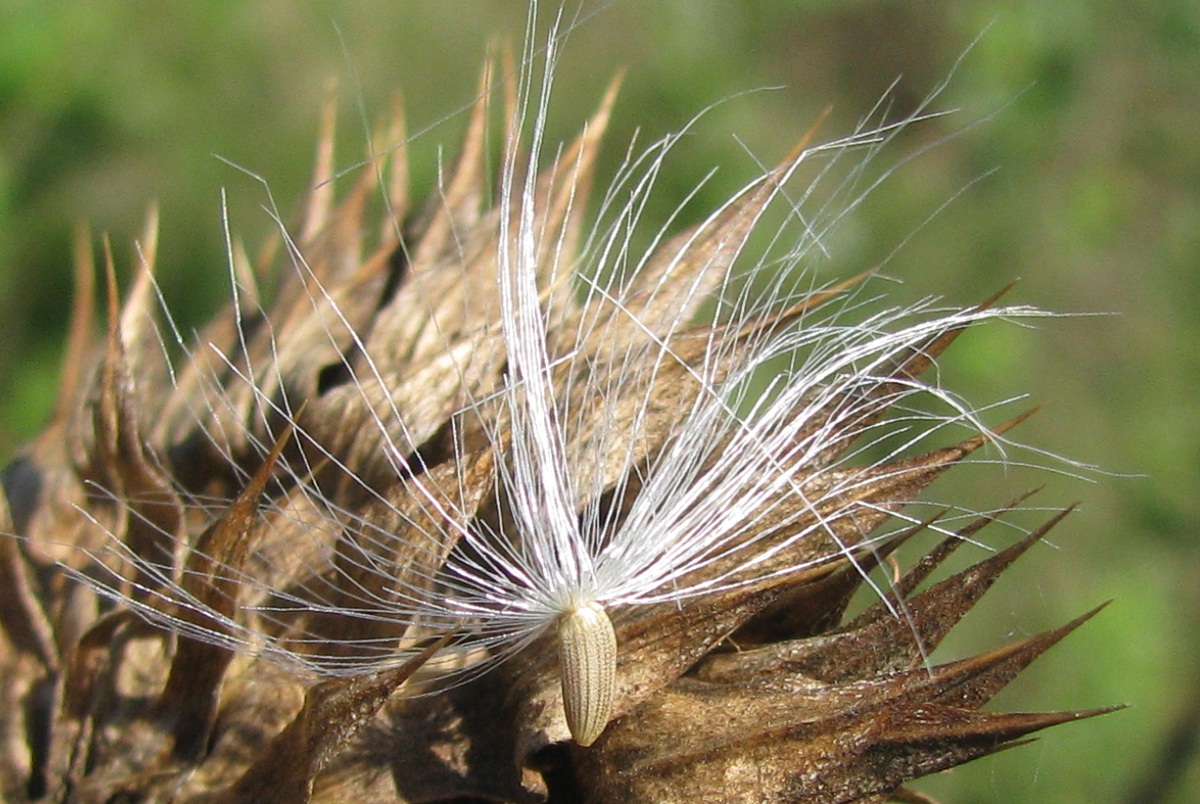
[76, 2, 1066, 746]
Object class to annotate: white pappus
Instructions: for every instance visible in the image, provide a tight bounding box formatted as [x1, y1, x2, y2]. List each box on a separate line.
[73, 3, 1064, 750]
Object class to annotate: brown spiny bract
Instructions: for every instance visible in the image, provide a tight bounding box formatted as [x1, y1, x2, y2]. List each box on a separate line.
[0, 56, 1112, 804]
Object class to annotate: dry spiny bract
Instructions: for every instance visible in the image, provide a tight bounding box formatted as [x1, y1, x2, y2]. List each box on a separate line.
[0, 38, 1114, 804]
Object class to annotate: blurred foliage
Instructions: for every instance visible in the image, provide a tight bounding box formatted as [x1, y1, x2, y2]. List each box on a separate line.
[1, 1, 1197, 801]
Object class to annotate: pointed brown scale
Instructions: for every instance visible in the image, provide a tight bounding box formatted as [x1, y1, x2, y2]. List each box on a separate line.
[378, 94, 410, 247]
[888, 284, 1017, 386]
[352, 215, 410, 297]
[699, 504, 1069, 690]
[844, 708, 1116, 804]
[922, 603, 1111, 711]
[340, 112, 414, 288]
[83, 241, 184, 601]
[779, 509, 1068, 685]
[300, 82, 339, 249]
[53, 224, 98, 428]
[74, 237, 124, 486]
[872, 706, 1118, 766]
[883, 489, 1042, 606]
[312, 172, 371, 287]
[122, 205, 160, 344]
[409, 57, 496, 272]
[52, 228, 107, 503]
[0, 489, 58, 671]
[118, 206, 175, 414]
[727, 510, 947, 648]
[304, 126, 395, 286]
[839, 506, 1076, 677]
[214, 633, 452, 804]
[153, 423, 296, 761]
[854, 618, 1089, 718]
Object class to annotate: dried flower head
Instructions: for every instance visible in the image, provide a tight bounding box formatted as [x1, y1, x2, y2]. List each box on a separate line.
[0, 6, 1114, 803]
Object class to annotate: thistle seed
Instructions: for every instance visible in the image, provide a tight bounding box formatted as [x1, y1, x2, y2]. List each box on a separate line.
[557, 601, 618, 746]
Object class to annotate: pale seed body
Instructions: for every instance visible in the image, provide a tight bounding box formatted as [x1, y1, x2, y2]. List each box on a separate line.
[557, 601, 618, 746]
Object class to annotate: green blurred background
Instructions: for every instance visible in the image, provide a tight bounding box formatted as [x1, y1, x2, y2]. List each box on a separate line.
[1, 2, 1196, 801]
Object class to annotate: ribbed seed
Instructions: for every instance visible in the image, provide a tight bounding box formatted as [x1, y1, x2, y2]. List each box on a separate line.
[557, 601, 618, 746]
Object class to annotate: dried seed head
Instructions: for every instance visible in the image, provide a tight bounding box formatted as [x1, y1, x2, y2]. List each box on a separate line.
[0, 3, 1116, 800]
[557, 600, 618, 746]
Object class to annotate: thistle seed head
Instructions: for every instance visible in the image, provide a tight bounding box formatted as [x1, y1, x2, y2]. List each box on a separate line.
[0, 11, 1116, 803]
